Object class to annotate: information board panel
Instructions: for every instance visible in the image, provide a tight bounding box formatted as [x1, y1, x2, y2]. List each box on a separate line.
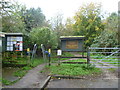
[66, 41, 78, 49]
[7, 36, 23, 51]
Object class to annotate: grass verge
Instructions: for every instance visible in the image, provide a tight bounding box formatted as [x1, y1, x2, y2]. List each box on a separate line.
[41, 64, 102, 77]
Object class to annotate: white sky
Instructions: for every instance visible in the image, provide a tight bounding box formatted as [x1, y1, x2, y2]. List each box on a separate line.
[15, 0, 119, 20]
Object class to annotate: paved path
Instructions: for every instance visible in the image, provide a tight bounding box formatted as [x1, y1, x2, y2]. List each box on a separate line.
[4, 64, 47, 88]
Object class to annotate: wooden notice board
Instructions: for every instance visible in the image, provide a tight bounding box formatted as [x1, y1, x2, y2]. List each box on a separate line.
[66, 41, 78, 49]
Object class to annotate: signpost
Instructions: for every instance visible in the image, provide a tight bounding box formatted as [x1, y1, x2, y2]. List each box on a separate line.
[57, 50, 62, 65]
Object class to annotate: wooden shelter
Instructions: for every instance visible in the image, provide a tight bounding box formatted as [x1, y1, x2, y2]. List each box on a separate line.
[60, 36, 85, 52]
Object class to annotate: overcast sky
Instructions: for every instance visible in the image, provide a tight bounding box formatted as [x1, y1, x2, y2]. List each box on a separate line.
[15, 0, 119, 20]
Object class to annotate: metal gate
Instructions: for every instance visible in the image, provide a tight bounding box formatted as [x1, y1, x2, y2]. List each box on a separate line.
[89, 47, 120, 68]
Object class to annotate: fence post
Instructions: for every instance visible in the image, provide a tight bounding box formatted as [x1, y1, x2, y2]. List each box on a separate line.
[48, 48, 51, 66]
[87, 47, 90, 64]
[82, 51, 84, 57]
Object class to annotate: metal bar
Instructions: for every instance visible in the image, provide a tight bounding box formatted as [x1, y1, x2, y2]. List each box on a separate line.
[90, 62, 118, 64]
[62, 62, 87, 64]
[91, 59, 118, 60]
[60, 57, 87, 58]
[62, 51, 87, 52]
[89, 47, 120, 49]
[93, 66, 119, 68]
[100, 62, 118, 63]
[90, 56, 120, 58]
[90, 52, 120, 53]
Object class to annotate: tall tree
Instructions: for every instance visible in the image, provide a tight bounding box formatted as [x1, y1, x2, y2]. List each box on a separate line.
[50, 12, 65, 48]
[73, 3, 104, 48]
[23, 7, 46, 32]
[91, 12, 118, 48]
[29, 27, 58, 49]
[1, 0, 26, 33]
[64, 18, 74, 36]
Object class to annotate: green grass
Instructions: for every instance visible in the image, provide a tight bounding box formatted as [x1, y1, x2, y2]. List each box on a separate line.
[2, 78, 20, 85]
[79, 52, 87, 56]
[30, 58, 44, 67]
[42, 64, 102, 76]
[3, 56, 28, 65]
[2, 78, 11, 85]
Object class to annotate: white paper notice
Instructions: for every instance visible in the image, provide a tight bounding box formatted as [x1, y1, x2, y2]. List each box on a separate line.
[57, 50, 62, 56]
[0, 40, 2, 46]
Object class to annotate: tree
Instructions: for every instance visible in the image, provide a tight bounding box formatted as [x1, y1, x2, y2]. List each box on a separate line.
[91, 12, 118, 48]
[29, 27, 58, 49]
[64, 18, 74, 36]
[23, 7, 46, 32]
[1, 0, 26, 33]
[73, 3, 105, 48]
[50, 12, 65, 48]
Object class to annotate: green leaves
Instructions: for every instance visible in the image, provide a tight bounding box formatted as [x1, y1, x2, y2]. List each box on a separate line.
[23, 7, 46, 31]
[91, 12, 118, 48]
[1, 0, 26, 33]
[73, 3, 104, 48]
[29, 27, 58, 49]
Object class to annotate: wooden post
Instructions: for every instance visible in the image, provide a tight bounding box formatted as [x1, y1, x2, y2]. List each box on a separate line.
[48, 55, 51, 66]
[27, 48, 31, 65]
[82, 51, 84, 57]
[87, 47, 90, 64]
[58, 56, 60, 65]
[57, 50, 62, 65]
[48, 48, 51, 66]
[27, 52, 31, 65]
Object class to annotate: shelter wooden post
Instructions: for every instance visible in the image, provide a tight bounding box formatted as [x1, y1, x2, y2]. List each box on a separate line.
[87, 47, 90, 64]
[82, 51, 84, 57]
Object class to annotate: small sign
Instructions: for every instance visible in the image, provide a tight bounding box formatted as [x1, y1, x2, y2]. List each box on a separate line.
[0, 40, 2, 46]
[57, 50, 62, 56]
[48, 49, 51, 54]
[27, 48, 30, 52]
